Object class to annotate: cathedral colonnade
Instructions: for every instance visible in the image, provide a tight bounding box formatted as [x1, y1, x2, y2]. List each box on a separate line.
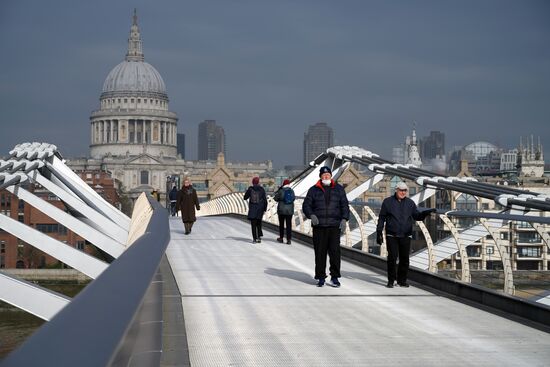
[91, 119, 177, 145]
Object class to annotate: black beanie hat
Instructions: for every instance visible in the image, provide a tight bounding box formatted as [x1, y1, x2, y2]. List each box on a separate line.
[319, 166, 332, 177]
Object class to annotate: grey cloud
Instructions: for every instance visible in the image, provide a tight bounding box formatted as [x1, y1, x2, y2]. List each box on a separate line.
[1, 0, 549, 165]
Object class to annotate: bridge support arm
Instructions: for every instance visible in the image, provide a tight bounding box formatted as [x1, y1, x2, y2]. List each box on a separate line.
[0, 214, 108, 279]
[28, 171, 128, 243]
[439, 214, 471, 283]
[479, 218, 515, 295]
[0, 272, 70, 321]
[48, 156, 130, 227]
[6, 185, 125, 258]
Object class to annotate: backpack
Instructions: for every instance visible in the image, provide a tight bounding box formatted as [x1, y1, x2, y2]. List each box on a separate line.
[250, 188, 260, 204]
[283, 188, 295, 204]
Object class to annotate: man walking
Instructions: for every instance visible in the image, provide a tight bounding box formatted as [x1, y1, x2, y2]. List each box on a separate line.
[376, 181, 436, 288]
[303, 166, 350, 287]
[169, 185, 178, 216]
[274, 179, 295, 245]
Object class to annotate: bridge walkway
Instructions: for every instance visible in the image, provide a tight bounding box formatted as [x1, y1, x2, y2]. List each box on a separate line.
[166, 217, 550, 367]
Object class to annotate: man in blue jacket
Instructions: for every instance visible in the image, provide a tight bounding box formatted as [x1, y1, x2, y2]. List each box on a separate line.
[303, 166, 350, 287]
[376, 181, 436, 288]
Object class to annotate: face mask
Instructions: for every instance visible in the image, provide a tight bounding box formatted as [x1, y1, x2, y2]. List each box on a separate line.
[322, 179, 331, 186]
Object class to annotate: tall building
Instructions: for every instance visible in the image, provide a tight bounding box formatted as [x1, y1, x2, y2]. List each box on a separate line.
[420, 131, 445, 160]
[392, 145, 405, 164]
[177, 133, 185, 159]
[500, 149, 518, 172]
[89, 10, 178, 159]
[198, 120, 226, 161]
[303, 122, 334, 165]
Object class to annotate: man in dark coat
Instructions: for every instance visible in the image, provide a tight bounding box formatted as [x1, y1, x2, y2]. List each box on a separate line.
[244, 176, 267, 243]
[376, 181, 436, 288]
[176, 178, 200, 235]
[302, 166, 350, 287]
[274, 179, 295, 245]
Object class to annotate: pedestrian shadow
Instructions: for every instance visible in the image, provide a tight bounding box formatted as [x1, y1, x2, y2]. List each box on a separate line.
[264, 267, 314, 285]
[341, 271, 387, 286]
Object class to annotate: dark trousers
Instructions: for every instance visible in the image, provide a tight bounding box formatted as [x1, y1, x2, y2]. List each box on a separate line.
[386, 236, 411, 284]
[312, 226, 341, 279]
[278, 214, 292, 240]
[184, 222, 194, 233]
[250, 219, 263, 240]
[170, 201, 177, 216]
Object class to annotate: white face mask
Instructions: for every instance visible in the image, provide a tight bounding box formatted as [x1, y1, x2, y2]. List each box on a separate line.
[322, 179, 331, 186]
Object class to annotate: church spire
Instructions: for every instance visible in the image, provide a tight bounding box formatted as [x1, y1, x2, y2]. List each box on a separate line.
[126, 8, 144, 62]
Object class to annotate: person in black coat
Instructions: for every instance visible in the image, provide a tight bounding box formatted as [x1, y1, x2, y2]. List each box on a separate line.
[302, 166, 350, 287]
[376, 181, 436, 288]
[176, 178, 201, 235]
[273, 179, 295, 245]
[169, 186, 178, 216]
[244, 176, 268, 243]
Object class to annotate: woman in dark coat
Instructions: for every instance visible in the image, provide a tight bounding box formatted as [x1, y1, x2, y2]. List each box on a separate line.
[244, 176, 267, 243]
[176, 178, 200, 235]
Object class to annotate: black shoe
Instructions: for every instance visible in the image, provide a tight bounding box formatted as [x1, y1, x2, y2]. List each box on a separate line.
[317, 278, 325, 287]
[286, 240, 291, 245]
[330, 277, 341, 287]
[397, 282, 409, 287]
[184, 231, 189, 235]
[386, 281, 394, 288]
[276, 237, 283, 243]
[256, 239, 262, 243]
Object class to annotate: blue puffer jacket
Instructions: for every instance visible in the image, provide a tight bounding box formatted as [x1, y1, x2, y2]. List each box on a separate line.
[302, 180, 350, 227]
[274, 186, 295, 216]
[376, 194, 426, 237]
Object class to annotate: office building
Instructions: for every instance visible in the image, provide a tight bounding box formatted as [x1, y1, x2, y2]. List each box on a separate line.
[303, 122, 333, 165]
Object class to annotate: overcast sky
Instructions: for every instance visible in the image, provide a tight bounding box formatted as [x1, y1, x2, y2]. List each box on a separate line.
[1, 0, 549, 167]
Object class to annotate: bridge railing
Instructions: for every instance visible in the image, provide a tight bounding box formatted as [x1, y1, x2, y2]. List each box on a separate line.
[1, 194, 170, 367]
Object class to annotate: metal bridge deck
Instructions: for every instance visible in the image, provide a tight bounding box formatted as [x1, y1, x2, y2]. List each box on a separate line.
[166, 217, 550, 367]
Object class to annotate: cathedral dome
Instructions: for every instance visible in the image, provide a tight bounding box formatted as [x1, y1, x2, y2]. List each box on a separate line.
[90, 10, 178, 161]
[100, 9, 167, 99]
[102, 60, 166, 95]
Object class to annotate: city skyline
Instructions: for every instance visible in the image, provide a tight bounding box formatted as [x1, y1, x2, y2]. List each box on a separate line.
[1, 1, 549, 167]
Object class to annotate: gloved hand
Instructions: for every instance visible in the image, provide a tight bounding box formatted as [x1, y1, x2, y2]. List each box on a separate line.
[421, 208, 437, 219]
[339, 219, 347, 232]
[310, 214, 319, 226]
[376, 231, 383, 245]
[196, 206, 201, 211]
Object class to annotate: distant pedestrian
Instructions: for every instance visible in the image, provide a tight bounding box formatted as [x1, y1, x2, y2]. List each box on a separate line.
[244, 176, 267, 243]
[176, 178, 201, 235]
[151, 189, 160, 201]
[376, 181, 436, 288]
[169, 185, 178, 216]
[303, 166, 350, 287]
[274, 179, 295, 245]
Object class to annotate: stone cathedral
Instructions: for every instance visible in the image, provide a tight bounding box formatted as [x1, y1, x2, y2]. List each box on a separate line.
[68, 11, 271, 202]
